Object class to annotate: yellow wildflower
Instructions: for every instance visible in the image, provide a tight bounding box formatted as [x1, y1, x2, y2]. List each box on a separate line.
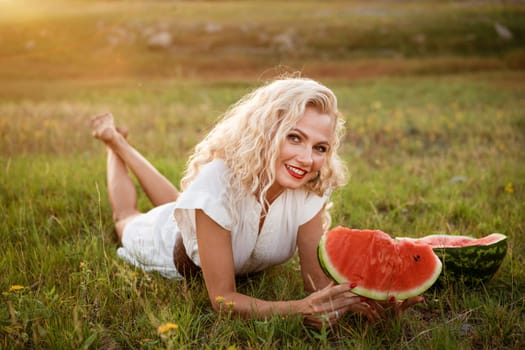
[8, 285, 24, 292]
[79, 261, 86, 268]
[505, 182, 514, 194]
[215, 296, 225, 304]
[226, 301, 235, 309]
[371, 101, 382, 110]
[227, 346, 237, 350]
[157, 322, 179, 335]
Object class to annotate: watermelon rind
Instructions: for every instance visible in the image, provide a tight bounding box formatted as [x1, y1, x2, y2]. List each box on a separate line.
[318, 230, 443, 301]
[396, 233, 508, 285]
[317, 234, 347, 284]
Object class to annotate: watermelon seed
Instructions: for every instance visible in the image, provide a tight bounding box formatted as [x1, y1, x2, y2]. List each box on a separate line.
[413, 255, 421, 262]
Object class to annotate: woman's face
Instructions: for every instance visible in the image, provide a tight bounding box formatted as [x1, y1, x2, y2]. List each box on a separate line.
[270, 107, 334, 197]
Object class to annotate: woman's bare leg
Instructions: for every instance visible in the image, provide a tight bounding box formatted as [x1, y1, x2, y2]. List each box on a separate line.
[91, 113, 179, 236]
[105, 145, 140, 240]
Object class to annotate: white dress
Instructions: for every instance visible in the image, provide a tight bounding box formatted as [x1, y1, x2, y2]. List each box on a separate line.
[117, 159, 329, 279]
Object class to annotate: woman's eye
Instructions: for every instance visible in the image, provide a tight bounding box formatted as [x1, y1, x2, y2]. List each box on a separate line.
[287, 134, 300, 143]
[315, 145, 328, 153]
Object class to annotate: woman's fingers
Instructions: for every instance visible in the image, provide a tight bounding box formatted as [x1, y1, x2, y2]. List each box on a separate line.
[364, 299, 387, 319]
[303, 292, 377, 328]
[363, 295, 425, 319]
[305, 283, 350, 309]
[314, 287, 360, 312]
[305, 290, 425, 329]
[398, 296, 425, 314]
[303, 308, 345, 329]
[305, 284, 429, 327]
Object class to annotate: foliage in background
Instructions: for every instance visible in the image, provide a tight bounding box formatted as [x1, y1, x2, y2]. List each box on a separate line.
[0, 0, 524, 80]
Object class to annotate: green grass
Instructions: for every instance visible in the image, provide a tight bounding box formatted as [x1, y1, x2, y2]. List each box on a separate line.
[1, 72, 524, 349]
[1, 0, 525, 349]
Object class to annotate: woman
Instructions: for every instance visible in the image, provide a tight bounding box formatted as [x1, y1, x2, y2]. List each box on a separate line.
[91, 77, 420, 329]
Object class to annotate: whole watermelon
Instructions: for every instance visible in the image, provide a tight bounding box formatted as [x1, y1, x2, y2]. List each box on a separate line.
[396, 233, 508, 286]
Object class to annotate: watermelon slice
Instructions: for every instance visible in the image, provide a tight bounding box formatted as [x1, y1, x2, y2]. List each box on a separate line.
[396, 233, 508, 285]
[318, 227, 442, 301]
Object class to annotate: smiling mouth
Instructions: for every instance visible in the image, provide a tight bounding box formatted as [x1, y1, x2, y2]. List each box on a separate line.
[285, 164, 307, 179]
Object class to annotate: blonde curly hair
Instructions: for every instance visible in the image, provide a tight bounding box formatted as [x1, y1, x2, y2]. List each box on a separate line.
[181, 77, 347, 223]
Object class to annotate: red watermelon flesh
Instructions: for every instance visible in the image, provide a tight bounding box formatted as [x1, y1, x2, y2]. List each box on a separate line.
[318, 227, 442, 301]
[409, 233, 504, 248]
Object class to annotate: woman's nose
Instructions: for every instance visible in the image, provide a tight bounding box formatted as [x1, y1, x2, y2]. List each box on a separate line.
[297, 146, 313, 166]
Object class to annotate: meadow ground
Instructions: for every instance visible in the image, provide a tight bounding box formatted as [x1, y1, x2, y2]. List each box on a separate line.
[1, 1, 524, 349]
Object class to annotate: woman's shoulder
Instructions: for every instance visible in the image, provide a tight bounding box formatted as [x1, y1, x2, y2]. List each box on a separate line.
[185, 159, 231, 191]
[195, 159, 230, 178]
[201, 158, 228, 171]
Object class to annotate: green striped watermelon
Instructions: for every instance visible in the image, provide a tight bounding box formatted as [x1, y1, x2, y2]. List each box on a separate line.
[318, 227, 442, 301]
[396, 233, 508, 285]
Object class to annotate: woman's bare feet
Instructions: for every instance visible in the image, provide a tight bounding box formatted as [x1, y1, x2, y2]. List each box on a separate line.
[91, 113, 129, 142]
[116, 126, 128, 139]
[91, 112, 120, 144]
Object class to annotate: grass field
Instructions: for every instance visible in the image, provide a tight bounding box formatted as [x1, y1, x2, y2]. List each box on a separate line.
[1, 1, 525, 349]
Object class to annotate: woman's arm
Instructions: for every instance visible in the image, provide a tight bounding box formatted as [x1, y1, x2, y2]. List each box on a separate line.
[296, 210, 334, 293]
[196, 209, 299, 317]
[195, 209, 357, 323]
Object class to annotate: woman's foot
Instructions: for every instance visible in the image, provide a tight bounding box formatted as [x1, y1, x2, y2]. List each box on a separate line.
[91, 112, 120, 144]
[116, 126, 129, 139]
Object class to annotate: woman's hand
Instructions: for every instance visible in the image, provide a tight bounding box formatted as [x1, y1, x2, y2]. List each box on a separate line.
[300, 282, 379, 329]
[364, 296, 425, 320]
[300, 284, 424, 329]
